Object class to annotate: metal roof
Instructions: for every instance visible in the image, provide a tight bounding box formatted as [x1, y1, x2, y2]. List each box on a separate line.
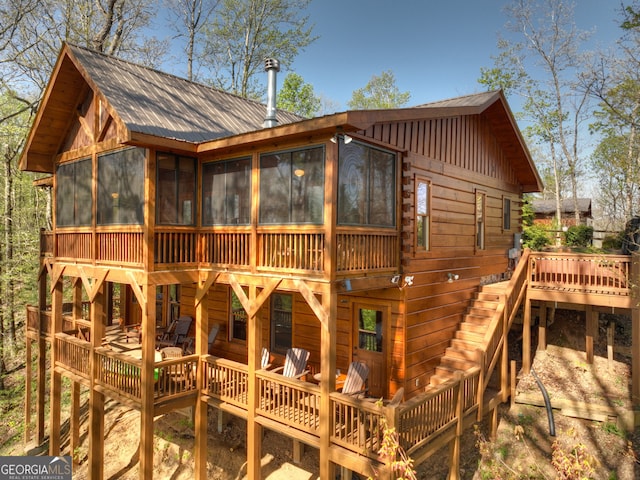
[68, 44, 302, 144]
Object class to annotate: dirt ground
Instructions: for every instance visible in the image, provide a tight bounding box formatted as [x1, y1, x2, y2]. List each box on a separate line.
[26, 310, 640, 479]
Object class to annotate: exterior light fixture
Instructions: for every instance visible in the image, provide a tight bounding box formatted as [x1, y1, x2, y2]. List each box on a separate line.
[447, 273, 459, 283]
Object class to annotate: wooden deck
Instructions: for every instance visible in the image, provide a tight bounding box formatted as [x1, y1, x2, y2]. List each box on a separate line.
[25, 250, 638, 478]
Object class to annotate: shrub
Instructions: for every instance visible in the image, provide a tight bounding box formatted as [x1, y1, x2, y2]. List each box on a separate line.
[564, 225, 594, 247]
[601, 233, 623, 251]
[522, 224, 551, 250]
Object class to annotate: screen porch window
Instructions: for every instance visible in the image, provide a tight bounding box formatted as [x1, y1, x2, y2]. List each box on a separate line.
[416, 178, 430, 251]
[337, 139, 396, 227]
[97, 148, 145, 225]
[202, 157, 251, 225]
[156, 152, 196, 225]
[259, 146, 324, 224]
[270, 293, 292, 354]
[56, 157, 92, 227]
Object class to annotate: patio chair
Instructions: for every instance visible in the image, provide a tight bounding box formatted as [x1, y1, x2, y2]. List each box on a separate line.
[271, 348, 310, 379]
[261, 347, 272, 369]
[341, 361, 369, 397]
[182, 323, 220, 355]
[156, 315, 192, 349]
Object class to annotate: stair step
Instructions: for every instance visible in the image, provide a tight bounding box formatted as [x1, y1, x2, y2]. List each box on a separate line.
[450, 338, 483, 352]
[464, 313, 493, 325]
[445, 346, 481, 362]
[428, 373, 452, 387]
[455, 329, 484, 343]
[470, 298, 500, 310]
[440, 355, 477, 371]
[475, 291, 502, 302]
[460, 322, 488, 334]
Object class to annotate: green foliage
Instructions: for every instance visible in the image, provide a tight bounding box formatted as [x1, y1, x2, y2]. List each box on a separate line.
[600, 421, 625, 439]
[348, 70, 410, 110]
[522, 224, 551, 250]
[201, 0, 316, 98]
[563, 225, 594, 247]
[276, 72, 320, 118]
[602, 233, 623, 251]
[521, 196, 535, 226]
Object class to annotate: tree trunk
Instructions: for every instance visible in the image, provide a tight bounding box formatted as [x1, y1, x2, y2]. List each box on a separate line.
[4, 146, 15, 347]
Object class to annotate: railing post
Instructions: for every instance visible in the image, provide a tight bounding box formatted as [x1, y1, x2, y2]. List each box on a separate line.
[448, 371, 464, 480]
[631, 253, 640, 406]
[476, 348, 484, 421]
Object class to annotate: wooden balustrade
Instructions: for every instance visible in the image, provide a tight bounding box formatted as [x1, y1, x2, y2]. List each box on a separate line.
[55, 333, 91, 379]
[56, 231, 92, 260]
[530, 252, 631, 294]
[257, 370, 321, 433]
[258, 231, 324, 272]
[202, 356, 249, 408]
[40, 229, 53, 257]
[330, 392, 386, 459]
[155, 230, 198, 265]
[95, 348, 143, 401]
[26, 306, 39, 332]
[155, 354, 199, 399]
[97, 231, 144, 265]
[336, 231, 398, 272]
[201, 231, 251, 266]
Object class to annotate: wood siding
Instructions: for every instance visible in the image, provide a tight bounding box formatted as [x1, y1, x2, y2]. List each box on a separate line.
[361, 113, 523, 398]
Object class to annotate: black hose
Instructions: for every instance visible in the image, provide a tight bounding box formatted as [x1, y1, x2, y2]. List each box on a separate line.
[531, 367, 556, 436]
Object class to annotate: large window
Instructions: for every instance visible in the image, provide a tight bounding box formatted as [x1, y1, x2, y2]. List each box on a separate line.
[259, 146, 324, 224]
[157, 152, 196, 225]
[56, 158, 92, 226]
[337, 139, 396, 227]
[416, 178, 431, 251]
[97, 148, 145, 225]
[270, 293, 292, 354]
[202, 157, 251, 225]
[229, 290, 247, 342]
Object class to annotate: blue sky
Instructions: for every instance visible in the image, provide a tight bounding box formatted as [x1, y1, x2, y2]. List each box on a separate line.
[287, 0, 623, 111]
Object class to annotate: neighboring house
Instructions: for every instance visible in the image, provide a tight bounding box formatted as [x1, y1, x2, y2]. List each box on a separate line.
[532, 198, 593, 227]
[20, 43, 551, 479]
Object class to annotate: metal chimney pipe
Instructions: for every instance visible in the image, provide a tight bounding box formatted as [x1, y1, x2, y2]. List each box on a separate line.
[263, 58, 280, 128]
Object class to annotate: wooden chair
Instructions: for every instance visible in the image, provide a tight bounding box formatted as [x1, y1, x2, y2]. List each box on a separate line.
[156, 315, 192, 349]
[271, 347, 310, 379]
[341, 361, 369, 397]
[261, 347, 272, 369]
[182, 323, 220, 355]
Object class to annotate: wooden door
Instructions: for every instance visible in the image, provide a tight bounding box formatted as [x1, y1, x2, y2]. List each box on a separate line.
[352, 303, 387, 398]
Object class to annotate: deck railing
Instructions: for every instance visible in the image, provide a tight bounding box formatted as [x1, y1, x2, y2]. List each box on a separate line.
[257, 370, 321, 433]
[42, 227, 401, 275]
[55, 332, 91, 379]
[202, 356, 249, 408]
[155, 354, 199, 400]
[336, 231, 398, 272]
[330, 392, 386, 459]
[530, 252, 631, 295]
[95, 348, 144, 401]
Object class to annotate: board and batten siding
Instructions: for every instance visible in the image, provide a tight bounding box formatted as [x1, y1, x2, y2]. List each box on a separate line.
[361, 112, 524, 398]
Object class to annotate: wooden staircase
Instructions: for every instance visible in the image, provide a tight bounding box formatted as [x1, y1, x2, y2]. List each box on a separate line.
[428, 282, 507, 388]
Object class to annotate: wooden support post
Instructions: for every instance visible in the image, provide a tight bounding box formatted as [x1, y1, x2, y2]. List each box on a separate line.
[585, 305, 596, 364]
[607, 322, 615, 370]
[292, 440, 304, 464]
[447, 371, 464, 480]
[538, 302, 547, 351]
[36, 335, 46, 445]
[319, 287, 337, 480]
[139, 283, 156, 480]
[70, 381, 80, 465]
[501, 310, 509, 403]
[510, 360, 516, 409]
[194, 279, 209, 480]
[491, 407, 499, 440]
[246, 284, 263, 480]
[36, 270, 47, 445]
[89, 282, 106, 480]
[49, 278, 63, 456]
[24, 337, 32, 445]
[631, 253, 640, 405]
[522, 294, 532, 375]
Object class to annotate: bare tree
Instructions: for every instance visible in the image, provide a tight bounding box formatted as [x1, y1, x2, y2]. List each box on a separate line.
[165, 0, 219, 81]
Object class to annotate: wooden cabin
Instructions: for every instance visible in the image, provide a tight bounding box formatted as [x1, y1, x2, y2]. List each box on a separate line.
[532, 198, 593, 228]
[21, 43, 639, 479]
